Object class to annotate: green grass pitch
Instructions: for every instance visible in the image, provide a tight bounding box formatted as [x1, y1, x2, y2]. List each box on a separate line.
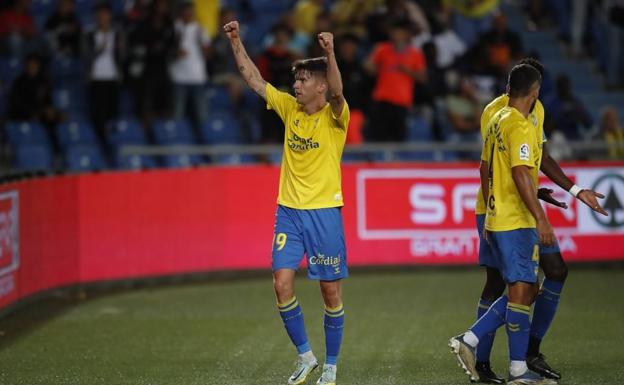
[0, 268, 622, 385]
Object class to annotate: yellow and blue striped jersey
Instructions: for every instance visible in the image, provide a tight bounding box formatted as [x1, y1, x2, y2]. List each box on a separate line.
[265, 83, 349, 209]
[476, 94, 545, 215]
[482, 106, 541, 231]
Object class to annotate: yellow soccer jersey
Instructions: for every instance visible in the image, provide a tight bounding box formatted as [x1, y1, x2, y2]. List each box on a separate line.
[475, 95, 545, 214]
[266, 83, 349, 209]
[482, 106, 541, 231]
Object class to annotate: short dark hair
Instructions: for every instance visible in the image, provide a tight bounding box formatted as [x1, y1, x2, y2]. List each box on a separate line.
[291, 57, 327, 77]
[516, 57, 544, 78]
[508, 63, 541, 98]
[94, 1, 112, 13]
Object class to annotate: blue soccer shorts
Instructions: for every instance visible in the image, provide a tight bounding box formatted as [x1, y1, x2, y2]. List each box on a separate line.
[271, 205, 348, 281]
[477, 214, 561, 269]
[488, 228, 540, 284]
[476, 215, 497, 268]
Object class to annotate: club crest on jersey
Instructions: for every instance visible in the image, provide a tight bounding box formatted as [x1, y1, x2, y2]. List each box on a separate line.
[519, 143, 530, 161]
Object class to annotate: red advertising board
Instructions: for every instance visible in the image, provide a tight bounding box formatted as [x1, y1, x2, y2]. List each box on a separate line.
[0, 162, 623, 311]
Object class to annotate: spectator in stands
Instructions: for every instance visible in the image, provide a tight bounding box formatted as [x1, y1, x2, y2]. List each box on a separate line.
[550, 74, 593, 140]
[125, 0, 150, 25]
[427, 18, 467, 70]
[85, 3, 123, 138]
[605, 0, 624, 88]
[0, 0, 37, 57]
[257, 22, 300, 143]
[170, 2, 211, 126]
[336, 33, 371, 143]
[44, 0, 82, 58]
[364, 19, 426, 142]
[306, 11, 334, 58]
[207, 7, 243, 94]
[445, 76, 481, 135]
[477, 12, 523, 76]
[330, 0, 382, 39]
[293, 0, 325, 36]
[447, 0, 499, 46]
[365, 0, 430, 44]
[8, 54, 59, 128]
[597, 107, 624, 159]
[127, 0, 175, 122]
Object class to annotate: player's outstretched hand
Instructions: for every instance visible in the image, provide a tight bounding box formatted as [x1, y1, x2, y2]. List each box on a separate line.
[537, 218, 556, 247]
[537, 188, 568, 209]
[578, 189, 608, 216]
[223, 21, 240, 40]
[318, 32, 334, 53]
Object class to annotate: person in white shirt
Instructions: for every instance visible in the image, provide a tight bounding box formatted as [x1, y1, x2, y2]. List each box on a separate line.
[85, 3, 123, 137]
[169, 2, 211, 126]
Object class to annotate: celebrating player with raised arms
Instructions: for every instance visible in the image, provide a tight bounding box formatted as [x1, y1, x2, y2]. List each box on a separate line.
[224, 21, 349, 385]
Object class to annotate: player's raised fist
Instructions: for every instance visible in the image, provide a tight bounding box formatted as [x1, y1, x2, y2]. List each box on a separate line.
[318, 32, 334, 53]
[223, 21, 240, 40]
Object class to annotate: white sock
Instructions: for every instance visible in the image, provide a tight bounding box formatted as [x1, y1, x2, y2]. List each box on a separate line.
[324, 363, 336, 371]
[300, 350, 316, 363]
[509, 360, 528, 377]
[463, 331, 479, 347]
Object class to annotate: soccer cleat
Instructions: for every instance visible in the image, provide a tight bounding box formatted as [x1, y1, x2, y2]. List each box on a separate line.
[316, 364, 336, 385]
[448, 334, 478, 382]
[472, 361, 505, 384]
[527, 354, 562, 380]
[288, 356, 319, 385]
[507, 369, 558, 385]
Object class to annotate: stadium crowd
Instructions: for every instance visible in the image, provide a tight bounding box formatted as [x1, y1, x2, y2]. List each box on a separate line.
[1, 0, 624, 172]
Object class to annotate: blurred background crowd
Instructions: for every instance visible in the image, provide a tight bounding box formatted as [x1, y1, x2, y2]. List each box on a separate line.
[1, 0, 624, 173]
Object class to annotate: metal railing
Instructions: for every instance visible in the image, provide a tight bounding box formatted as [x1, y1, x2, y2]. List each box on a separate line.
[119, 140, 623, 163]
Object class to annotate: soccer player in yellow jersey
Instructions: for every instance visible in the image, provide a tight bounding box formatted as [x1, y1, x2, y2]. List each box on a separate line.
[225, 21, 348, 385]
[471, 59, 608, 383]
[450, 64, 557, 385]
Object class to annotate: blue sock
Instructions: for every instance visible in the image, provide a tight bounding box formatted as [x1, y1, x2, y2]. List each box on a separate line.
[470, 295, 507, 341]
[278, 297, 311, 354]
[324, 304, 345, 365]
[506, 302, 531, 361]
[530, 278, 564, 340]
[475, 298, 497, 362]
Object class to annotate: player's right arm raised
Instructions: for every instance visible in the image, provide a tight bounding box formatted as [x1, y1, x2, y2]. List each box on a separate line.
[224, 21, 267, 100]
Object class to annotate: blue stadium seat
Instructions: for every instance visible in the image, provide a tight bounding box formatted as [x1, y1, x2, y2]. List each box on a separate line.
[57, 121, 98, 148]
[153, 119, 196, 144]
[5, 121, 49, 145]
[64, 144, 106, 172]
[13, 143, 53, 171]
[107, 118, 147, 145]
[75, 0, 95, 28]
[201, 113, 242, 144]
[115, 153, 157, 170]
[206, 86, 232, 112]
[0, 57, 22, 84]
[162, 154, 203, 168]
[50, 56, 84, 83]
[406, 116, 432, 142]
[52, 84, 88, 118]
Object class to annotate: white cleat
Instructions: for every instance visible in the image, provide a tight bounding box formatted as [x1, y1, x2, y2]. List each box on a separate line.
[316, 364, 337, 385]
[288, 356, 319, 385]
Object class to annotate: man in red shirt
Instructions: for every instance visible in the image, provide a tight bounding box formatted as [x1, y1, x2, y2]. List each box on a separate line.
[0, 0, 36, 57]
[365, 19, 426, 141]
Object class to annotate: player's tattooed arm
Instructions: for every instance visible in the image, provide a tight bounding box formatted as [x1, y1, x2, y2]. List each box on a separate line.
[224, 21, 267, 100]
[318, 32, 345, 117]
[541, 145, 607, 215]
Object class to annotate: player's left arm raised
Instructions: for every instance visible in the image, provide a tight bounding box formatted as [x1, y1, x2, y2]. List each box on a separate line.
[318, 32, 345, 117]
[540, 144, 608, 216]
